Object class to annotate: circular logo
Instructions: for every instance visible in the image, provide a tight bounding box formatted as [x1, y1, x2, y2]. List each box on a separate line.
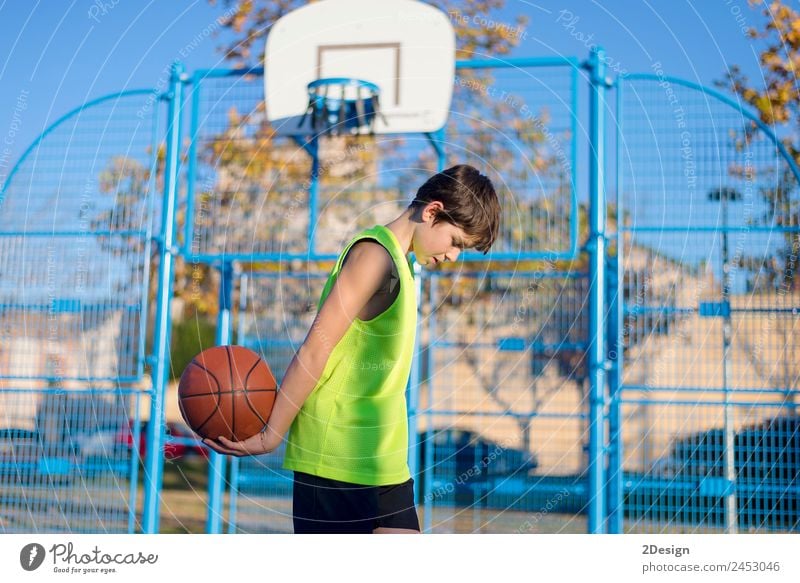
[19, 543, 46, 571]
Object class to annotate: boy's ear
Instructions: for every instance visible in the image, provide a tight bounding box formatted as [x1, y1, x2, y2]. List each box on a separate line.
[423, 200, 444, 222]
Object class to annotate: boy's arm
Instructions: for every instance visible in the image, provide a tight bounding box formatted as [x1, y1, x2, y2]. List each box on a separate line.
[265, 240, 392, 440]
[203, 241, 392, 456]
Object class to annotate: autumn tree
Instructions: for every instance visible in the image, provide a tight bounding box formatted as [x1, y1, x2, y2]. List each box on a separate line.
[202, 0, 578, 261]
[196, 3, 592, 453]
[713, 0, 799, 404]
[717, 0, 800, 294]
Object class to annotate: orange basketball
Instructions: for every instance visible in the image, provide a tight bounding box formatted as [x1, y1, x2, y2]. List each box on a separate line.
[178, 345, 277, 442]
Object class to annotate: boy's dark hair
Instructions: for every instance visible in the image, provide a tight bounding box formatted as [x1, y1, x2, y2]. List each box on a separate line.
[408, 164, 501, 254]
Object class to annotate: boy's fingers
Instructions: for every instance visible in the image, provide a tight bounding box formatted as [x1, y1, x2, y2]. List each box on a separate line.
[202, 439, 221, 452]
[217, 436, 245, 451]
[203, 438, 240, 456]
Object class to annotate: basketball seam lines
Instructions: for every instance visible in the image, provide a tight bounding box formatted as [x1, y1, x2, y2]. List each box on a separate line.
[242, 353, 270, 428]
[189, 359, 222, 390]
[226, 346, 235, 440]
[243, 354, 261, 387]
[185, 349, 276, 440]
[190, 360, 223, 436]
[179, 388, 277, 399]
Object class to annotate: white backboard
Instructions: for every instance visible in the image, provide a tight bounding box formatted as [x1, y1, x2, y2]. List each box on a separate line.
[265, 0, 455, 135]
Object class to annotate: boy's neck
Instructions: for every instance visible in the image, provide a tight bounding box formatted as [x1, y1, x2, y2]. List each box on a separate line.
[384, 207, 416, 256]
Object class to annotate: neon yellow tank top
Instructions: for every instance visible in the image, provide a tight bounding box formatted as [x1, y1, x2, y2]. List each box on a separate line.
[282, 225, 417, 485]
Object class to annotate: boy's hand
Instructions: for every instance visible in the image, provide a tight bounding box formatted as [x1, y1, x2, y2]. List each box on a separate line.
[202, 426, 281, 457]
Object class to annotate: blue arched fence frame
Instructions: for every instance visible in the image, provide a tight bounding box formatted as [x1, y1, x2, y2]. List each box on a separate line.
[0, 69, 177, 532]
[608, 71, 800, 533]
[1, 48, 797, 533]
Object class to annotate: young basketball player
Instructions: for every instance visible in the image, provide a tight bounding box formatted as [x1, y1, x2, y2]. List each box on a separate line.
[204, 164, 501, 534]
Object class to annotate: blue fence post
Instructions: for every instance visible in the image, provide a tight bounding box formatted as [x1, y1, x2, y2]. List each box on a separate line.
[410, 129, 446, 527]
[182, 69, 203, 257]
[227, 272, 249, 534]
[585, 47, 609, 534]
[424, 129, 446, 170]
[422, 273, 438, 533]
[607, 73, 627, 534]
[606, 252, 623, 533]
[207, 260, 235, 533]
[407, 261, 423, 517]
[143, 61, 185, 534]
[307, 137, 320, 255]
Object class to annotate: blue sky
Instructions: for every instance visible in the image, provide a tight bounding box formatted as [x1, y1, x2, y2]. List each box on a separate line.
[0, 0, 771, 162]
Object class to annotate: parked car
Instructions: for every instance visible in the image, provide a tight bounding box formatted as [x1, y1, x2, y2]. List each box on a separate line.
[116, 420, 209, 461]
[0, 428, 42, 478]
[643, 414, 799, 529]
[652, 415, 799, 482]
[0, 427, 83, 483]
[75, 428, 126, 461]
[415, 428, 538, 504]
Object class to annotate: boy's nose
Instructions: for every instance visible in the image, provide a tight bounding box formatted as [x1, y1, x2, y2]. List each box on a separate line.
[446, 248, 460, 262]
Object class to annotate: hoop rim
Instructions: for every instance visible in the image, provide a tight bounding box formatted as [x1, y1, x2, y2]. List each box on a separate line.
[307, 77, 380, 98]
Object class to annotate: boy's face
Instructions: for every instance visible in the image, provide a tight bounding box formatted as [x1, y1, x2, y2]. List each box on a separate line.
[413, 202, 474, 266]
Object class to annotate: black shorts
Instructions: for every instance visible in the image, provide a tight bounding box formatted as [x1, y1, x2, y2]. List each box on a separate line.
[292, 471, 420, 534]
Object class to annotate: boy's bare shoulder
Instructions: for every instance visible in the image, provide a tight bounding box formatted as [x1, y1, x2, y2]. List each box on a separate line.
[342, 239, 394, 276]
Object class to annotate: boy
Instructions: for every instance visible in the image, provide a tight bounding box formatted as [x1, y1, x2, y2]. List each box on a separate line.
[204, 164, 501, 533]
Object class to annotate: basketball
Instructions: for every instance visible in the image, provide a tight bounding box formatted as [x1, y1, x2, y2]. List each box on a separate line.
[178, 345, 278, 442]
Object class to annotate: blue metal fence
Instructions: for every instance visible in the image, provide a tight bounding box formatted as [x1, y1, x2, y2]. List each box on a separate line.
[419, 270, 591, 533]
[184, 57, 580, 263]
[226, 270, 326, 533]
[189, 55, 591, 534]
[3, 46, 797, 534]
[0, 86, 164, 532]
[226, 267, 595, 534]
[610, 72, 800, 533]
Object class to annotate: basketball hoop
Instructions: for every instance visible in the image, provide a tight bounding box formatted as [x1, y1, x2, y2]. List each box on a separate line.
[298, 77, 384, 136]
[264, 0, 455, 136]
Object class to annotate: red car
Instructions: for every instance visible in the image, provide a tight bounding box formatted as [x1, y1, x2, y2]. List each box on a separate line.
[116, 420, 209, 460]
